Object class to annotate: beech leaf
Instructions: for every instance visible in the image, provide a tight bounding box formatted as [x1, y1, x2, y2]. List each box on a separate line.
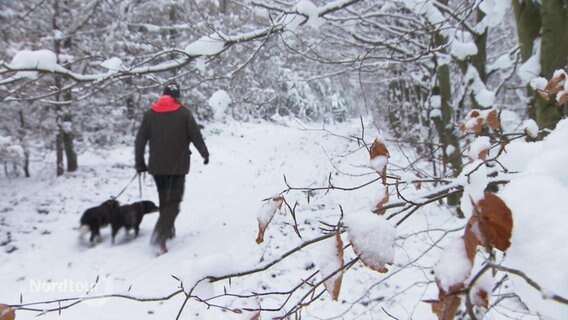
[344, 211, 395, 273]
[0, 305, 15, 320]
[557, 91, 568, 105]
[318, 230, 344, 301]
[475, 193, 513, 251]
[374, 186, 389, 215]
[486, 109, 500, 130]
[544, 70, 566, 95]
[369, 138, 390, 185]
[431, 291, 461, 320]
[255, 195, 284, 244]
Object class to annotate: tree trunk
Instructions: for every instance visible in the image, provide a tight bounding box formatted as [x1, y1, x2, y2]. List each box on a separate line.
[52, 0, 78, 174]
[18, 110, 30, 177]
[513, 0, 541, 62]
[535, 0, 568, 129]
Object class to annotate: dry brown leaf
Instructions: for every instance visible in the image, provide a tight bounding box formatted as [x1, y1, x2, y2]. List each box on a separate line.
[478, 148, 490, 161]
[544, 72, 566, 95]
[431, 291, 461, 320]
[374, 187, 389, 215]
[486, 109, 500, 130]
[473, 287, 489, 309]
[476, 193, 513, 251]
[473, 117, 484, 133]
[464, 218, 480, 262]
[0, 305, 15, 320]
[256, 196, 285, 244]
[370, 138, 390, 159]
[323, 230, 344, 301]
[558, 91, 568, 105]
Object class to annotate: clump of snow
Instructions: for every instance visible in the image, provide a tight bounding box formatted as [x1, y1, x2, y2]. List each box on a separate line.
[295, 0, 323, 29]
[530, 77, 548, 91]
[468, 136, 491, 161]
[522, 119, 539, 138]
[451, 40, 478, 61]
[488, 53, 513, 73]
[370, 156, 388, 173]
[344, 211, 395, 272]
[433, 237, 472, 293]
[208, 89, 232, 121]
[429, 95, 441, 109]
[100, 57, 123, 71]
[9, 49, 63, 79]
[518, 39, 541, 85]
[458, 160, 489, 217]
[429, 109, 442, 119]
[185, 34, 226, 56]
[478, 0, 511, 29]
[465, 65, 495, 108]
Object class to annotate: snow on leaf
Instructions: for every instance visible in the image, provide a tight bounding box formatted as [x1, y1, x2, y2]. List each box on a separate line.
[369, 138, 390, 184]
[468, 136, 491, 162]
[522, 119, 539, 138]
[474, 193, 513, 251]
[461, 108, 500, 133]
[545, 69, 567, 95]
[464, 217, 481, 261]
[469, 271, 493, 309]
[0, 304, 15, 320]
[557, 90, 568, 105]
[374, 185, 389, 215]
[255, 195, 284, 244]
[317, 230, 344, 301]
[434, 237, 473, 293]
[344, 211, 395, 273]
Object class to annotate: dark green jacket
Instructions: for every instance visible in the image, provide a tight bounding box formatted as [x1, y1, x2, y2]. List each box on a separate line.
[135, 95, 209, 175]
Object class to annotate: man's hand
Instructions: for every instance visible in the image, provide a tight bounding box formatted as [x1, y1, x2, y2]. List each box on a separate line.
[136, 164, 147, 173]
[203, 157, 209, 165]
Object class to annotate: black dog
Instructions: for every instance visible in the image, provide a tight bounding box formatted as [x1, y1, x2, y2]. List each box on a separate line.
[110, 200, 159, 244]
[79, 199, 120, 244]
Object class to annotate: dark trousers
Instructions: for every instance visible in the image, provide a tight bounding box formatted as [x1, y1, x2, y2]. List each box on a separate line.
[151, 175, 185, 244]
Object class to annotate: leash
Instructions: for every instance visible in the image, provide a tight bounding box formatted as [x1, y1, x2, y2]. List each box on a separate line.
[112, 172, 140, 200]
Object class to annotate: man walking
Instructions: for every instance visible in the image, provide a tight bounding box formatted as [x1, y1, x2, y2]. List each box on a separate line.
[135, 82, 209, 255]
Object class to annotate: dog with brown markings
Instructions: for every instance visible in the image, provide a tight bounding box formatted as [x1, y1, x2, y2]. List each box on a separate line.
[110, 200, 159, 244]
[79, 199, 120, 244]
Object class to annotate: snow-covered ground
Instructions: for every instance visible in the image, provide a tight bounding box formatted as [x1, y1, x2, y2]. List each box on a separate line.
[1, 118, 567, 319]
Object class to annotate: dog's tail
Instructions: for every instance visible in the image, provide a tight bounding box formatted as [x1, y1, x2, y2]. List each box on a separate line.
[79, 225, 89, 237]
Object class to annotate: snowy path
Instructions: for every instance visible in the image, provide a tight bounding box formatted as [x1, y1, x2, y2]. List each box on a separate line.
[1, 120, 394, 319]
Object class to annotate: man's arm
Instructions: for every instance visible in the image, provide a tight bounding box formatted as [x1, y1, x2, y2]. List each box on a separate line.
[135, 112, 150, 172]
[186, 110, 209, 162]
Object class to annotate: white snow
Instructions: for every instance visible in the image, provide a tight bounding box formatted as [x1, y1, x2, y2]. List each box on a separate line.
[295, 0, 323, 29]
[518, 39, 541, 85]
[185, 34, 226, 56]
[208, 89, 232, 121]
[2, 116, 568, 320]
[8, 49, 65, 79]
[370, 155, 388, 173]
[468, 136, 491, 161]
[522, 119, 539, 138]
[498, 118, 568, 319]
[433, 237, 472, 293]
[450, 40, 478, 61]
[530, 76, 548, 91]
[100, 57, 123, 71]
[343, 211, 395, 273]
